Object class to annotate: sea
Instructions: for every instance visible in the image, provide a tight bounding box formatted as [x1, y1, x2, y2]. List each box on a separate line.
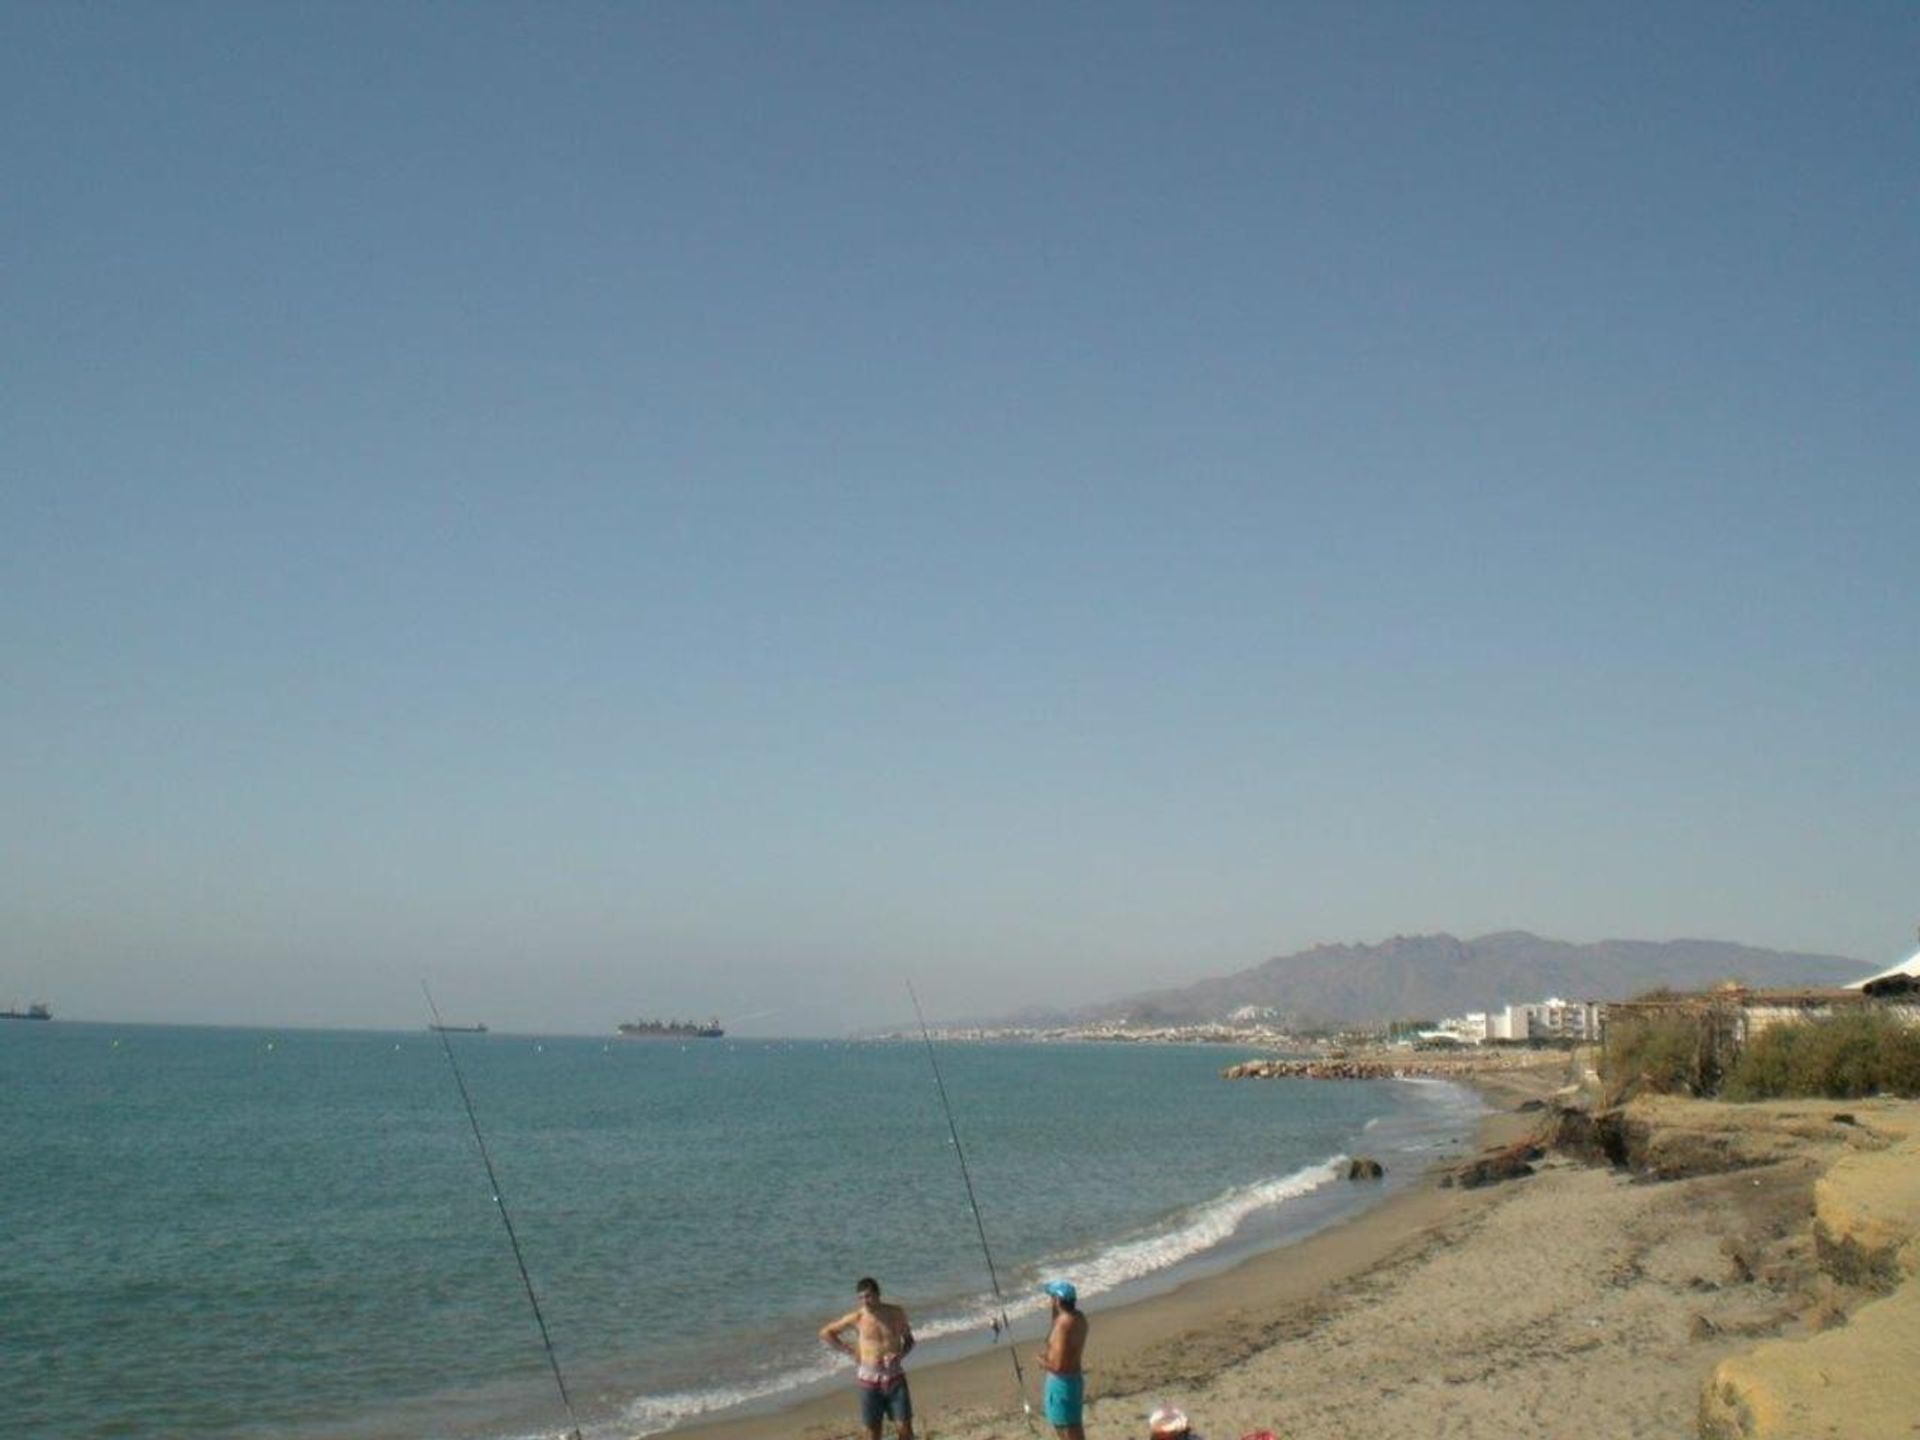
[1, 1023, 1485, 1439]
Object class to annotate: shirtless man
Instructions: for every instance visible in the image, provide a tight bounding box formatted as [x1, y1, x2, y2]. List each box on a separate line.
[819, 1277, 917, 1440]
[1036, 1279, 1088, 1440]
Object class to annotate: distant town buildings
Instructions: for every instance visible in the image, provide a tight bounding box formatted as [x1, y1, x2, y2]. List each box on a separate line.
[1423, 997, 1606, 1045]
[1430, 1013, 1489, 1044]
[908, 1016, 1311, 1046]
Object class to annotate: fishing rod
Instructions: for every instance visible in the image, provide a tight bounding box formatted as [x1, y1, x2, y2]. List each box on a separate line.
[424, 983, 584, 1440]
[907, 979, 1036, 1431]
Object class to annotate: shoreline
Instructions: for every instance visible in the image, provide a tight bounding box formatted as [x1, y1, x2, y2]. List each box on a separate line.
[677, 1054, 1567, 1440]
[675, 1057, 1920, 1440]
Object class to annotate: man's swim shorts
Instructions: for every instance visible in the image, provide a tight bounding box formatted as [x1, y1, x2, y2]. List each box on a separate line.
[1044, 1372, 1084, 1428]
[859, 1377, 912, 1429]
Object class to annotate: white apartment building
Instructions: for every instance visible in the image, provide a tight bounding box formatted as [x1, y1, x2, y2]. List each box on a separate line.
[1485, 997, 1604, 1041]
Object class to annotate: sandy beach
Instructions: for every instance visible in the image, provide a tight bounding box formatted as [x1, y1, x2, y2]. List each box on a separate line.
[683, 1050, 1918, 1440]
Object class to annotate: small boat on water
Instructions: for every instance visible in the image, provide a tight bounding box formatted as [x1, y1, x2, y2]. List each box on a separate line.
[427, 1022, 489, 1034]
[617, 1017, 724, 1040]
[1, 1002, 52, 1021]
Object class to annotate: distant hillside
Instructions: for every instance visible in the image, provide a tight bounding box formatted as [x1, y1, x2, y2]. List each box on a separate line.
[1064, 932, 1872, 1029]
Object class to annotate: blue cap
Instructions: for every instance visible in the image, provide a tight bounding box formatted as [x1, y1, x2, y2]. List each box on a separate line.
[1043, 1280, 1077, 1305]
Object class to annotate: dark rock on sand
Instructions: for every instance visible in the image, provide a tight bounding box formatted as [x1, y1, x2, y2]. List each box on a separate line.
[1547, 1105, 1638, 1169]
[1452, 1142, 1541, 1189]
[1347, 1157, 1385, 1180]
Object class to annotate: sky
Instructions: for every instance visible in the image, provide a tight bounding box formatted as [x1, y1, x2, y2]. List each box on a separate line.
[4, 3, 1916, 1036]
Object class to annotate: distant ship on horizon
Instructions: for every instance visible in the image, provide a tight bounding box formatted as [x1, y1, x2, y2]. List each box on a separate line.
[427, 1022, 488, 1034]
[1, 1002, 51, 1021]
[618, 1017, 724, 1040]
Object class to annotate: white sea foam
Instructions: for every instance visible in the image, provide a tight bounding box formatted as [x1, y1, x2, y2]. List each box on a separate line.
[614, 1351, 845, 1436]
[915, 1154, 1348, 1340]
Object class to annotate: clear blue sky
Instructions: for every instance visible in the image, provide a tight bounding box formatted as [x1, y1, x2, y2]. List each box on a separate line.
[4, 3, 1915, 1034]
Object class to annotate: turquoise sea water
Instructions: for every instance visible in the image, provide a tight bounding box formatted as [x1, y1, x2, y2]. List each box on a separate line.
[1, 1024, 1482, 1438]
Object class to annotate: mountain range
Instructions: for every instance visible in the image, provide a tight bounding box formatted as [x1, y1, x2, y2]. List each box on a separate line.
[995, 932, 1872, 1030]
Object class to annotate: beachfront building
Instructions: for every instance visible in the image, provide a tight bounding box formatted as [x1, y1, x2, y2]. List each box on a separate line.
[1603, 975, 1920, 1084]
[1734, 986, 1920, 1041]
[1486, 998, 1605, 1041]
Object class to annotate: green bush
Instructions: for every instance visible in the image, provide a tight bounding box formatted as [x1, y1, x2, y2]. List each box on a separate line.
[1723, 1010, 1920, 1100]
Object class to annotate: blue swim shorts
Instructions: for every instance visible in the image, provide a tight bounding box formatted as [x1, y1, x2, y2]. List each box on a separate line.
[1044, 1372, 1084, 1428]
[859, 1379, 912, 1429]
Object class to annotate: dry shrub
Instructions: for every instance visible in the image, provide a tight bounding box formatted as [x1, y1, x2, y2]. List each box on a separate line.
[1604, 1009, 1729, 1103]
[1723, 1009, 1920, 1100]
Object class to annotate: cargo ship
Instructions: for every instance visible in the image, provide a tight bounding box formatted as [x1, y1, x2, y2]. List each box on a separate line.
[1, 1002, 51, 1021]
[427, 1022, 488, 1034]
[617, 1017, 724, 1040]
